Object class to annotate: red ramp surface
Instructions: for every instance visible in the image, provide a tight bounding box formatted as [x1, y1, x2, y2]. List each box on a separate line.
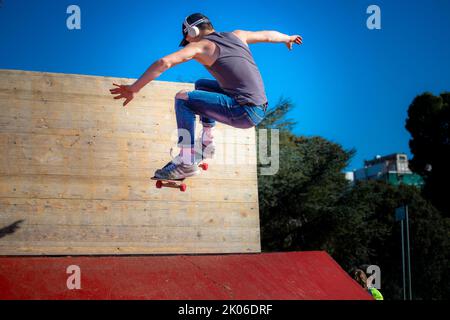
[0, 251, 372, 300]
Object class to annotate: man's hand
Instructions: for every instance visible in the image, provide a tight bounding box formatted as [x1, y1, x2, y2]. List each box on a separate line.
[109, 83, 136, 107]
[285, 35, 303, 50]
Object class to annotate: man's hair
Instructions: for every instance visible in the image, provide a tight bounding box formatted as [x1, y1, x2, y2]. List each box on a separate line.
[197, 21, 214, 32]
[353, 269, 368, 289]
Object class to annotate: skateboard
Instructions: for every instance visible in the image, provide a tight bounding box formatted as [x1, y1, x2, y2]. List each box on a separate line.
[151, 162, 208, 192]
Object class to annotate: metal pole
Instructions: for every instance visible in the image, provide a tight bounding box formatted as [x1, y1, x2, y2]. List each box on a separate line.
[401, 219, 406, 301]
[405, 205, 412, 300]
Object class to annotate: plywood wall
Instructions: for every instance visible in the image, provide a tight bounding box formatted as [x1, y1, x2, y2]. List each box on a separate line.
[0, 70, 260, 255]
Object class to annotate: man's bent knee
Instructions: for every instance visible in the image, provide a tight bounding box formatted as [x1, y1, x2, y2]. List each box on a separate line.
[175, 90, 190, 101]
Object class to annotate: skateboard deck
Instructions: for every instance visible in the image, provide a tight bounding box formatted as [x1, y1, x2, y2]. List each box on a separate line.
[151, 162, 208, 192]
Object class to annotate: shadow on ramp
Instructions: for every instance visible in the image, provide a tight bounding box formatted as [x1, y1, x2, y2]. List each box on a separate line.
[0, 220, 24, 239]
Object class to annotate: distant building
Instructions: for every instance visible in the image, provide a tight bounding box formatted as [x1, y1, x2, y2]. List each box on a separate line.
[347, 153, 424, 188]
[345, 171, 355, 183]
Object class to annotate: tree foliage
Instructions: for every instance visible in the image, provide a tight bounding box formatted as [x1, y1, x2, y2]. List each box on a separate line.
[257, 97, 355, 250]
[257, 97, 450, 300]
[406, 92, 450, 217]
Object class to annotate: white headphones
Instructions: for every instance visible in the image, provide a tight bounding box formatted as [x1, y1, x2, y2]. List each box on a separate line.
[183, 17, 209, 38]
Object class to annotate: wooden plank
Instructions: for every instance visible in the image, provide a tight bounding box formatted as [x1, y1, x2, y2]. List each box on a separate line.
[0, 131, 256, 150]
[0, 174, 258, 203]
[0, 137, 257, 159]
[0, 224, 260, 244]
[0, 111, 256, 144]
[0, 198, 259, 228]
[0, 243, 260, 255]
[0, 73, 185, 109]
[0, 127, 256, 146]
[0, 163, 258, 180]
[0, 148, 257, 175]
[0, 88, 180, 108]
[0, 99, 179, 120]
[0, 71, 192, 105]
[0, 115, 256, 139]
[0, 69, 261, 255]
[0, 99, 177, 124]
[0, 69, 192, 95]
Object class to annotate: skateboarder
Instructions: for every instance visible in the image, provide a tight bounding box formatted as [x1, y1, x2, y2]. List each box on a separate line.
[110, 13, 302, 180]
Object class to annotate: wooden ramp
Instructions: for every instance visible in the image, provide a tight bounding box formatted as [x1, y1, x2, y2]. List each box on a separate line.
[0, 252, 373, 300]
[0, 69, 260, 255]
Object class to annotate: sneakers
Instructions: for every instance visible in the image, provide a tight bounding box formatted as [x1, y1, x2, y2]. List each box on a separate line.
[154, 127, 216, 179]
[154, 155, 200, 180]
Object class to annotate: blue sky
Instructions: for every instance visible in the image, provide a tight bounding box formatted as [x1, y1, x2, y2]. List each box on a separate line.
[1, 0, 449, 170]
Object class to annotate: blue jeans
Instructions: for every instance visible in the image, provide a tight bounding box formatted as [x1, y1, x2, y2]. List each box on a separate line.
[175, 79, 267, 147]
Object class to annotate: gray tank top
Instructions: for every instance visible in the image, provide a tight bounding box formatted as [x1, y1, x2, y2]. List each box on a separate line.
[202, 31, 268, 106]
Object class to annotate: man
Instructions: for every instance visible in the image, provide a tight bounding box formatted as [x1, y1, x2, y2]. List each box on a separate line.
[110, 13, 302, 179]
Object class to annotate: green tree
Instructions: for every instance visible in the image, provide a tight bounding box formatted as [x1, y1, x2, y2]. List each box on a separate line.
[258, 97, 450, 300]
[257, 98, 355, 250]
[405, 92, 450, 217]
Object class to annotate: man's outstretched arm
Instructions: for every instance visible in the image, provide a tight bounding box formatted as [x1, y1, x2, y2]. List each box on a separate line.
[233, 30, 302, 50]
[110, 43, 205, 106]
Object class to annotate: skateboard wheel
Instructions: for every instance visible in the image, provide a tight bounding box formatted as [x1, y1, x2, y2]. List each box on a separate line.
[156, 180, 163, 189]
[200, 163, 208, 171]
[180, 184, 187, 192]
